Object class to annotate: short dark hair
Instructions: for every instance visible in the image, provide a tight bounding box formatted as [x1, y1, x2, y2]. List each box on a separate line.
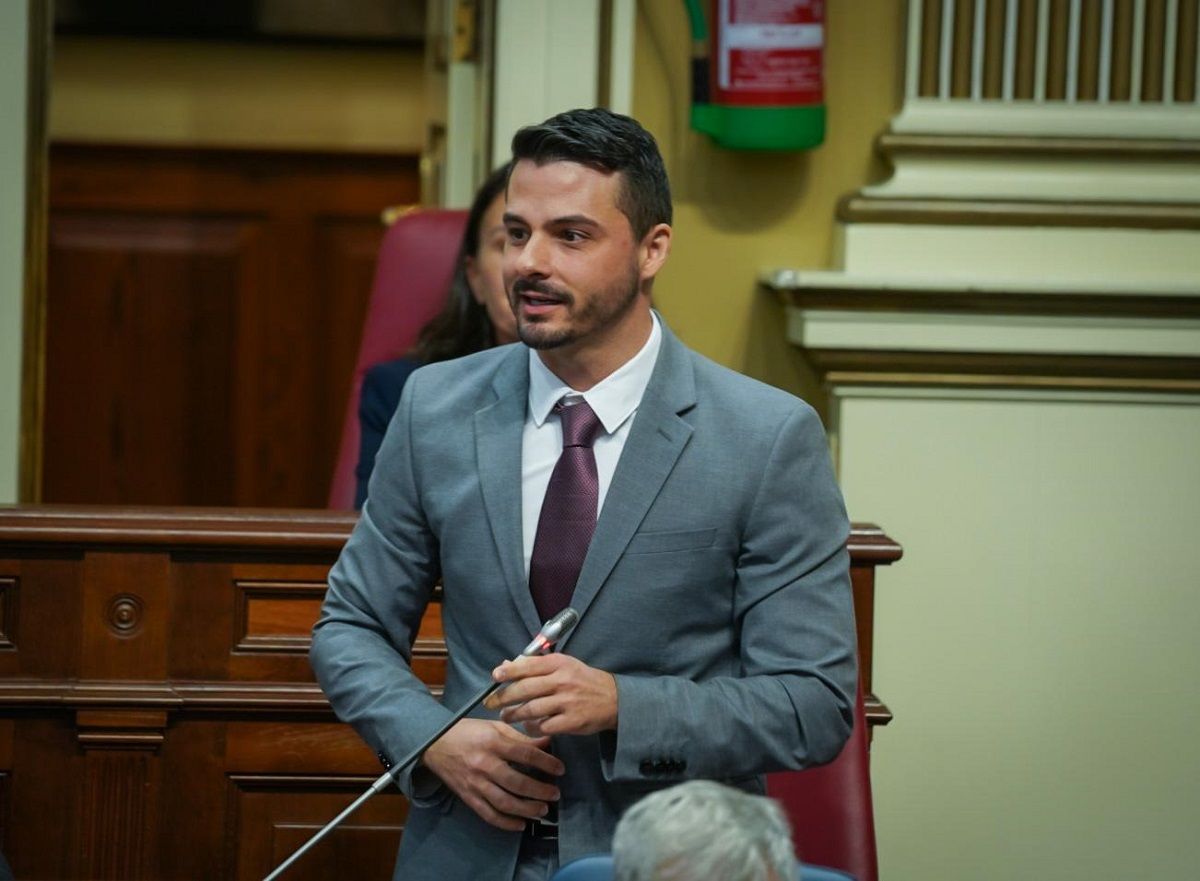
[510, 107, 672, 240]
[411, 162, 510, 364]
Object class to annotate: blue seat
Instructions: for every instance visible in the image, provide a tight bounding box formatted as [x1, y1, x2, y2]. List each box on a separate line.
[551, 854, 855, 881]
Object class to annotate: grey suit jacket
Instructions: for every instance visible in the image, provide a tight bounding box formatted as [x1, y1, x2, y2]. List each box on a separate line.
[311, 322, 856, 880]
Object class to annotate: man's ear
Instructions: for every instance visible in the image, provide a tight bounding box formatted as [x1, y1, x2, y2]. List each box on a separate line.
[638, 223, 672, 282]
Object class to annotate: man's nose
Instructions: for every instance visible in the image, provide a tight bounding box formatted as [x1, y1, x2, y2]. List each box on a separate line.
[514, 232, 550, 277]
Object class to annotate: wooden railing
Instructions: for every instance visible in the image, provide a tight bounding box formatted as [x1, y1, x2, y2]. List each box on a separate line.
[0, 506, 900, 880]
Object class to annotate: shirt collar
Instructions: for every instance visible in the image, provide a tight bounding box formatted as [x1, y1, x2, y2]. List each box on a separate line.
[527, 311, 663, 434]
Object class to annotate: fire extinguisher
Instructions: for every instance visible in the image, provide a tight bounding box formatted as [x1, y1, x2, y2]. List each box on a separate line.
[684, 0, 826, 150]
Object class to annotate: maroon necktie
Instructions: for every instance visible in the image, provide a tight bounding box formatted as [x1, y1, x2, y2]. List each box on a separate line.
[529, 399, 604, 622]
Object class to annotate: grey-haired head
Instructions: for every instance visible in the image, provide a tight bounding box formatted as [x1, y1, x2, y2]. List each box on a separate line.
[613, 780, 796, 881]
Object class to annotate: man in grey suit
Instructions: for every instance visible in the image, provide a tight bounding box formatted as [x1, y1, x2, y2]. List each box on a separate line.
[311, 108, 857, 881]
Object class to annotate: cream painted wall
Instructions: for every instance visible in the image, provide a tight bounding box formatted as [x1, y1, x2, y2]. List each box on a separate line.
[838, 390, 1200, 879]
[51, 37, 427, 152]
[632, 0, 904, 408]
[0, 2, 28, 503]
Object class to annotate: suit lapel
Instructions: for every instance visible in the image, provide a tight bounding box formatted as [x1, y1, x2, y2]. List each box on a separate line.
[559, 325, 697, 650]
[474, 347, 543, 637]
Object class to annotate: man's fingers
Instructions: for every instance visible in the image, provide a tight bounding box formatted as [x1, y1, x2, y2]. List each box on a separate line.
[493, 764, 560, 802]
[493, 655, 558, 683]
[519, 717, 547, 738]
[495, 731, 565, 777]
[479, 780, 551, 822]
[500, 696, 559, 726]
[466, 790, 527, 832]
[484, 674, 559, 710]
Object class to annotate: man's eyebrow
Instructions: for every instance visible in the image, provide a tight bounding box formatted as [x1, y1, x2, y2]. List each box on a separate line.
[549, 215, 600, 228]
[502, 212, 600, 229]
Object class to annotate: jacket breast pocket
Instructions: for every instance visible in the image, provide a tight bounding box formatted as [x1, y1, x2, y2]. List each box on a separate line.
[624, 527, 717, 555]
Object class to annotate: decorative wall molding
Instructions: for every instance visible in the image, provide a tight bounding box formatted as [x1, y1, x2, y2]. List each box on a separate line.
[775, 2, 1200, 393]
[904, 0, 1200, 117]
[766, 274, 1200, 393]
[76, 710, 167, 751]
[878, 132, 1200, 160]
[106, 592, 144, 638]
[234, 579, 328, 655]
[855, 4, 1200, 205]
[767, 276, 1200, 317]
[838, 196, 1200, 229]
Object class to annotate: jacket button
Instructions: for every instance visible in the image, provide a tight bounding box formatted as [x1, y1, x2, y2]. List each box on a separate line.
[377, 751, 393, 770]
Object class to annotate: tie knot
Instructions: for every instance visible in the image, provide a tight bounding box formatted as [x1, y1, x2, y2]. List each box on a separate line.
[555, 399, 603, 448]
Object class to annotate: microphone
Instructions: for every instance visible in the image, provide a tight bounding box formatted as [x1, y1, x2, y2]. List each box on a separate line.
[518, 606, 579, 657]
[263, 607, 580, 881]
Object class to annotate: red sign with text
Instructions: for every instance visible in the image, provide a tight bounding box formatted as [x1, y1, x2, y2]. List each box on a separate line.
[714, 0, 824, 107]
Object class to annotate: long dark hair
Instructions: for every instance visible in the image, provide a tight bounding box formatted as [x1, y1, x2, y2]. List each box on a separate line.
[410, 163, 511, 364]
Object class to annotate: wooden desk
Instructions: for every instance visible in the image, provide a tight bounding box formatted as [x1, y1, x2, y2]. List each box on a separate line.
[0, 506, 900, 880]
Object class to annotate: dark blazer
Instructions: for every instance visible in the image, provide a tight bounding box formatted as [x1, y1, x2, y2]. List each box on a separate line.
[312, 322, 857, 880]
[355, 357, 422, 509]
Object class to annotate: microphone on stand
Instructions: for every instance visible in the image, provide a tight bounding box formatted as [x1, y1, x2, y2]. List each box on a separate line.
[263, 607, 580, 881]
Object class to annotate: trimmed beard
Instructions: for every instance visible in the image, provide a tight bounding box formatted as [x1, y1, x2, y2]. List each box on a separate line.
[515, 263, 641, 351]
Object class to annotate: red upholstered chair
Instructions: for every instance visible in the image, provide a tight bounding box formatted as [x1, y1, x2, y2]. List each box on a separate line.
[328, 209, 468, 509]
[766, 683, 878, 881]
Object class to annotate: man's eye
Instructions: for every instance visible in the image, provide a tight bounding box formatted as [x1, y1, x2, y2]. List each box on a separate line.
[506, 228, 527, 243]
[562, 229, 586, 243]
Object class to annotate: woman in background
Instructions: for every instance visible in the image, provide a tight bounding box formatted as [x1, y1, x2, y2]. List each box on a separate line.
[354, 163, 516, 509]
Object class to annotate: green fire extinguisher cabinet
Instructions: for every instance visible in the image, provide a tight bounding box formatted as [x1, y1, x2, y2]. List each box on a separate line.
[684, 0, 827, 151]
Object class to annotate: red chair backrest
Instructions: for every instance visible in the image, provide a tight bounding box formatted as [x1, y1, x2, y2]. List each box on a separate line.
[328, 209, 469, 509]
[766, 684, 877, 881]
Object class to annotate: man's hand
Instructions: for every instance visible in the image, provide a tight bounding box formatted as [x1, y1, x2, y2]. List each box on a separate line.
[484, 653, 618, 736]
[421, 718, 564, 831]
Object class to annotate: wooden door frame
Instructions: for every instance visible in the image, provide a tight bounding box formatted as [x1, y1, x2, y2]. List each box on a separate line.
[20, 0, 51, 503]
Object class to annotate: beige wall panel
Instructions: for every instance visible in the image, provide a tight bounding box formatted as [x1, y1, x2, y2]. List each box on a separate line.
[51, 37, 427, 152]
[838, 390, 1200, 880]
[0, 2, 27, 503]
[867, 156, 1200, 202]
[840, 224, 1200, 286]
[492, 0, 601, 164]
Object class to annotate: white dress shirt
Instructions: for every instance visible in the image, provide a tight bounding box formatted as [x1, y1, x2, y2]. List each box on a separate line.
[521, 313, 663, 579]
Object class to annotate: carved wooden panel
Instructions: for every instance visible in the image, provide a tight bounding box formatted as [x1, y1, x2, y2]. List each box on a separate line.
[231, 776, 405, 881]
[235, 580, 328, 654]
[0, 555, 82, 679]
[75, 750, 160, 879]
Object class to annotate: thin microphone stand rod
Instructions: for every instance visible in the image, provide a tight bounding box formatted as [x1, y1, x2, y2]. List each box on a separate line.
[263, 607, 580, 881]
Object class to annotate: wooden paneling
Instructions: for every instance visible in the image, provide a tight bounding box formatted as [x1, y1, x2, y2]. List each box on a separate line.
[0, 578, 16, 651]
[0, 507, 901, 879]
[44, 216, 248, 505]
[231, 776, 406, 881]
[44, 144, 419, 508]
